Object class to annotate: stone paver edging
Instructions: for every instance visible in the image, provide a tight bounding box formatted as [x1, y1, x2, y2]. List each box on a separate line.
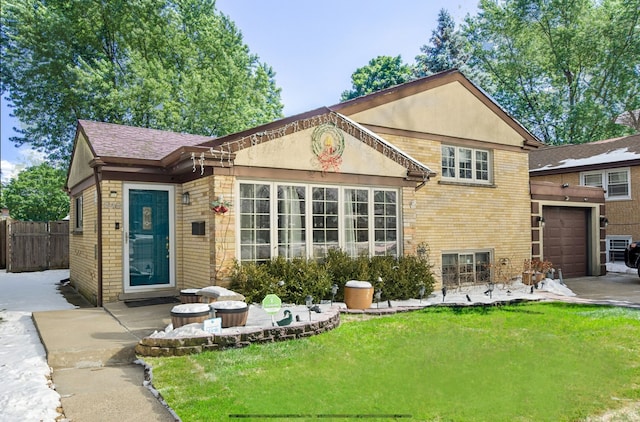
[136, 308, 340, 357]
[135, 298, 550, 357]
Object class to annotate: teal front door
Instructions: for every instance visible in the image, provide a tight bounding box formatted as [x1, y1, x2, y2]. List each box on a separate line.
[124, 184, 175, 291]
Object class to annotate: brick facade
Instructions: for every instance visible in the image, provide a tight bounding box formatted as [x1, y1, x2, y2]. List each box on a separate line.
[387, 134, 532, 285]
[605, 166, 640, 240]
[180, 177, 214, 289]
[68, 71, 544, 303]
[69, 185, 99, 304]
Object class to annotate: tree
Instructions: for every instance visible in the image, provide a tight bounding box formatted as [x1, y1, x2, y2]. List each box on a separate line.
[340, 56, 414, 101]
[464, 0, 640, 144]
[414, 9, 471, 77]
[0, 0, 284, 164]
[2, 163, 69, 221]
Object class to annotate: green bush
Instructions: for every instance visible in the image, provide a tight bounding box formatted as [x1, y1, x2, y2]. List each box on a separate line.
[229, 247, 435, 304]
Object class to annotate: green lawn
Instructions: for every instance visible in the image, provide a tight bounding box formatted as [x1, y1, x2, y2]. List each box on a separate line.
[146, 303, 640, 421]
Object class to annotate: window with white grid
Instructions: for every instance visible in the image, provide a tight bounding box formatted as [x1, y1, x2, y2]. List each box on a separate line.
[441, 145, 492, 184]
[581, 168, 630, 200]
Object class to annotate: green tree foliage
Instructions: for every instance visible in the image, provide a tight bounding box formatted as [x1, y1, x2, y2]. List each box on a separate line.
[340, 55, 414, 101]
[2, 163, 69, 221]
[464, 0, 640, 144]
[0, 0, 283, 164]
[414, 9, 471, 77]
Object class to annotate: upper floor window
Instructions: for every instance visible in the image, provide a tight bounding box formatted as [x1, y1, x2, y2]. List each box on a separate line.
[238, 182, 399, 263]
[581, 168, 630, 200]
[441, 145, 491, 184]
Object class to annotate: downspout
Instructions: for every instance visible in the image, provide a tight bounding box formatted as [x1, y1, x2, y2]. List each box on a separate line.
[92, 164, 103, 307]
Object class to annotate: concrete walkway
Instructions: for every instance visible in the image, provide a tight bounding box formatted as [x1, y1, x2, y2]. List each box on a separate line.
[32, 273, 640, 421]
[33, 300, 177, 422]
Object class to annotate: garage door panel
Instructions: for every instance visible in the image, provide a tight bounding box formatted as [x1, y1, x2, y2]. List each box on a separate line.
[543, 207, 588, 278]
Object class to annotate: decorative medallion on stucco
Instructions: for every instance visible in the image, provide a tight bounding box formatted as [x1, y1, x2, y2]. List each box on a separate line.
[311, 124, 345, 172]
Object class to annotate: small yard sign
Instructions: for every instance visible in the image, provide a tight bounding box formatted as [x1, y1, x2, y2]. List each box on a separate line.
[203, 317, 222, 334]
[262, 294, 282, 314]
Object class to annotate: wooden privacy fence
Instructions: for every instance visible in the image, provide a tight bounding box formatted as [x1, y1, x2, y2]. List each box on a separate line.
[1, 220, 69, 272]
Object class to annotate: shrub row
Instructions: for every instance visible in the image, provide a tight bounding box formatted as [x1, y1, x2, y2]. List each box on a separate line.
[229, 248, 435, 304]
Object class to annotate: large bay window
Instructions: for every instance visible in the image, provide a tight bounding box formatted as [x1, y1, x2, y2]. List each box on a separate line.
[581, 168, 630, 200]
[238, 182, 399, 263]
[441, 145, 491, 184]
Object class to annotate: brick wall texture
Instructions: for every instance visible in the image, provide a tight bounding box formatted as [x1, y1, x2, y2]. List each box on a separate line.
[387, 134, 532, 284]
[72, 136, 534, 301]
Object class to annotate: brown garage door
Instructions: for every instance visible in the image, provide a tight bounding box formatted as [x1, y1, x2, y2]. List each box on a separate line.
[542, 206, 589, 278]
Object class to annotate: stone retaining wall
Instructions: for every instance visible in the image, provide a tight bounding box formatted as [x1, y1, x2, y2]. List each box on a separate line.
[136, 312, 340, 357]
[135, 299, 544, 357]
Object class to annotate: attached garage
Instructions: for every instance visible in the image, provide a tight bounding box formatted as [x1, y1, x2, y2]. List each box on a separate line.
[542, 206, 590, 278]
[530, 181, 606, 278]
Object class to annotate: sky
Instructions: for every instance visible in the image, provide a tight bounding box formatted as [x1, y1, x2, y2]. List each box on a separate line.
[0, 0, 480, 183]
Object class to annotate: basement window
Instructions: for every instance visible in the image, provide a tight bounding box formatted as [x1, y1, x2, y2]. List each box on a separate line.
[442, 251, 491, 287]
[606, 236, 632, 262]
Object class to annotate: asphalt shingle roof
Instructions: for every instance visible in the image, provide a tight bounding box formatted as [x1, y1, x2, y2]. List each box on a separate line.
[78, 120, 213, 161]
[529, 134, 640, 172]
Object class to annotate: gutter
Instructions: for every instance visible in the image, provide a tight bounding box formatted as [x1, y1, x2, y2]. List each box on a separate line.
[92, 163, 104, 307]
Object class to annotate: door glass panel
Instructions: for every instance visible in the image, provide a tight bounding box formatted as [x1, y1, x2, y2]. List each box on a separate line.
[128, 189, 170, 286]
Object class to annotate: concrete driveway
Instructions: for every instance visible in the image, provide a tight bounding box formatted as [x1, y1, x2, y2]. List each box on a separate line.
[563, 272, 640, 306]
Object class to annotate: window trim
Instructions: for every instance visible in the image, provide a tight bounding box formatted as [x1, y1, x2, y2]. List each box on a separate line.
[441, 145, 493, 185]
[580, 168, 631, 201]
[606, 235, 632, 263]
[441, 250, 493, 287]
[236, 181, 401, 262]
[73, 195, 83, 233]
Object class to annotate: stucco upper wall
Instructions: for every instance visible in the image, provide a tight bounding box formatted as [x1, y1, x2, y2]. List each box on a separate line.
[349, 81, 524, 147]
[234, 126, 408, 178]
[68, 133, 95, 189]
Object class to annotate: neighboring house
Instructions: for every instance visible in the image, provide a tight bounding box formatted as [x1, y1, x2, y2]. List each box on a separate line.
[530, 134, 639, 271]
[66, 70, 543, 305]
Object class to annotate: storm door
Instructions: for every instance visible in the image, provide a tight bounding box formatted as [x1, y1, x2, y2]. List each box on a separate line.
[123, 184, 175, 291]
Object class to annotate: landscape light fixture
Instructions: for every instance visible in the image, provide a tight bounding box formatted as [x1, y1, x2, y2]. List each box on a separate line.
[418, 285, 426, 303]
[306, 295, 313, 321]
[182, 192, 191, 205]
[330, 284, 338, 306]
[486, 282, 495, 299]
